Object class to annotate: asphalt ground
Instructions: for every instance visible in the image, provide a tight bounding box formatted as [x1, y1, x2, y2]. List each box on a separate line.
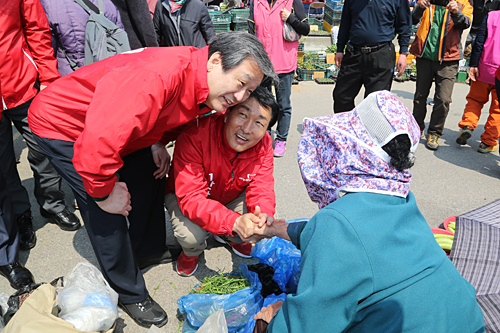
[8, 78, 500, 332]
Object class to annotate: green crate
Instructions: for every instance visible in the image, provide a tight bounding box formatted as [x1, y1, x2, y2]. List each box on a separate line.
[230, 8, 250, 22]
[214, 23, 231, 33]
[296, 67, 328, 81]
[324, 13, 341, 27]
[209, 12, 231, 24]
[309, 18, 323, 30]
[457, 71, 468, 83]
[324, 4, 334, 18]
[231, 22, 248, 32]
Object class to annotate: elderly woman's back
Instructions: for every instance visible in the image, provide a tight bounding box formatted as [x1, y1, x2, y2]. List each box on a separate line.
[256, 91, 485, 333]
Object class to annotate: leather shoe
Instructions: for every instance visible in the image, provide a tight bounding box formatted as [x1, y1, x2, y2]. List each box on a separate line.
[40, 207, 81, 231]
[0, 262, 34, 290]
[119, 295, 168, 328]
[137, 246, 182, 270]
[16, 214, 36, 250]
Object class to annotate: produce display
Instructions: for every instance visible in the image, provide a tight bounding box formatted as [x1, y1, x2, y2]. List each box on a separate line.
[190, 271, 250, 295]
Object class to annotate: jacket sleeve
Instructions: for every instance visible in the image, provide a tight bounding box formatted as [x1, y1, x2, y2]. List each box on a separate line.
[173, 132, 242, 236]
[73, 69, 166, 198]
[199, 6, 216, 44]
[395, 0, 411, 53]
[411, 3, 425, 25]
[153, 0, 163, 46]
[243, 140, 276, 219]
[337, 0, 351, 53]
[267, 208, 373, 332]
[21, 0, 60, 85]
[469, 14, 487, 67]
[248, 1, 256, 35]
[287, 0, 310, 36]
[451, 0, 472, 30]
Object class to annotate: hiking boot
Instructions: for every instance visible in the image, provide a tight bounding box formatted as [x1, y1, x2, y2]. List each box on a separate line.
[427, 133, 440, 150]
[214, 235, 252, 258]
[176, 253, 199, 277]
[477, 142, 498, 153]
[273, 140, 286, 157]
[456, 126, 473, 145]
[17, 214, 36, 250]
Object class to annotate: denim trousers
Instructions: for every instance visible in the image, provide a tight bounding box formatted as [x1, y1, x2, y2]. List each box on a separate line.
[264, 71, 294, 142]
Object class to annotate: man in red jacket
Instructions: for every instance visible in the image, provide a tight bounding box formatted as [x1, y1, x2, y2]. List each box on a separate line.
[165, 86, 279, 277]
[28, 32, 276, 328]
[0, 0, 81, 252]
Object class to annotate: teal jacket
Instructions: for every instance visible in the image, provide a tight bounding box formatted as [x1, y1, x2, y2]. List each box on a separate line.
[268, 192, 485, 332]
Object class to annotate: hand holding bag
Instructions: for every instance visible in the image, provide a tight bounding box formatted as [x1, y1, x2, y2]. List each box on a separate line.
[282, 0, 300, 42]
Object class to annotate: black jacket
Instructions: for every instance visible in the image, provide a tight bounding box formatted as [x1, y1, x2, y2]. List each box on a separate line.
[153, 0, 215, 48]
[110, 0, 159, 49]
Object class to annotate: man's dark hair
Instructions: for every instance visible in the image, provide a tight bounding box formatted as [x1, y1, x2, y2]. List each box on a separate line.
[228, 86, 279, 129]
[208, 32, 278, 84]
[382, 134, 415, 171]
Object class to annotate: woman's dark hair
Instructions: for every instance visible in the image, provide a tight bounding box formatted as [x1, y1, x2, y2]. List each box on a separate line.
[382, 134, 415, 171]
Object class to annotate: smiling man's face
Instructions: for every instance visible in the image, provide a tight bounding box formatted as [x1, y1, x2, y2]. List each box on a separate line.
[205, 53, 264, 113]
[224, 97, 272, 152]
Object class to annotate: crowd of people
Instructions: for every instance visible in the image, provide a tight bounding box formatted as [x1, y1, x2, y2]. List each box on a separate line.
[0, 0, 496, 330]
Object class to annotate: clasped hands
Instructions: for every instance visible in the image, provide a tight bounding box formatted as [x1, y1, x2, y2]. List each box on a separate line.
[232, 206, 289, 244]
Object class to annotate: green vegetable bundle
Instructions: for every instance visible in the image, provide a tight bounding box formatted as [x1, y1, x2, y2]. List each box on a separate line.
[190, 272, 250, 295]
[434, 234, 454, 251]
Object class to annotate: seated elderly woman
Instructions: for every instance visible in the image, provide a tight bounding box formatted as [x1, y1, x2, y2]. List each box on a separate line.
[254, 91, 485, 332]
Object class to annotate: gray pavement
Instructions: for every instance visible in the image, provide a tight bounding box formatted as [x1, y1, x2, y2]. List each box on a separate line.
[8, 78, 500, 332]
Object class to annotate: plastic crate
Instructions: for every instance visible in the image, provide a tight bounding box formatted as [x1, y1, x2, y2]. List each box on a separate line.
[324, 4, 334, 18]
[297, 67, 328, 81]
[209, 12, 231, 24]
[230, 8, 250, 22]
[231, 22, 248, 31]
[324, 13, 341, 27]
[214, 23, 230, 33]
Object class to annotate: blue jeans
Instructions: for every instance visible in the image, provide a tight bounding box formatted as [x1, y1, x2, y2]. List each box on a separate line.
[265, 71, 294, 142]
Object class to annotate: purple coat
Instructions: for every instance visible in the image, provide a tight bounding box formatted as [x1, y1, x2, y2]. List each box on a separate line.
[40, 0, 124, 76]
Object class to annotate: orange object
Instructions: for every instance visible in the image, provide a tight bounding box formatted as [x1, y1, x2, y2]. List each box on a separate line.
[459, 79, 500, 147]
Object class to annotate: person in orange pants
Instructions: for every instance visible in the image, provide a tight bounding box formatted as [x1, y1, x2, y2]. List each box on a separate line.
[456, 6, 500, 153]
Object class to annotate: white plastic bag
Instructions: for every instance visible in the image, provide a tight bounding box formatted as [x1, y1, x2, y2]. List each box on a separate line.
[196, 310, 228, 333]
[56, 262, 119, 332]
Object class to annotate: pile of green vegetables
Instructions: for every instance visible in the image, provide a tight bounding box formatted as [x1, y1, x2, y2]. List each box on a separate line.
[190, 271, 250, 295]
[434, 222, 456, 252]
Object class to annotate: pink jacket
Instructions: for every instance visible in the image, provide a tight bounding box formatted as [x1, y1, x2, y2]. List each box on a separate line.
[254, 0, 298, 74]
[477, 11, 500, 85]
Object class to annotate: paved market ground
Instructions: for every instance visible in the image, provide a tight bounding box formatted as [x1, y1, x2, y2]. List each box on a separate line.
[10, 79, 500, 332]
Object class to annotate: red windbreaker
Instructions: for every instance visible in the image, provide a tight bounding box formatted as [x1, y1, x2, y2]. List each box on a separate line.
[29, 46, 210, 198]
[1, 0, 60, 111]
[165, 114, 276, 236]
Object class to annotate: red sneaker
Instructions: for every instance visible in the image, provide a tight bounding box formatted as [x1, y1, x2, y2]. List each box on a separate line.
[176, 253, 199, 277]
[214, 235, 253, 258]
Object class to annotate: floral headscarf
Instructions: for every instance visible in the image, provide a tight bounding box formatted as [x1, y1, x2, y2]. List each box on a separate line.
[297, 91, 421, 209]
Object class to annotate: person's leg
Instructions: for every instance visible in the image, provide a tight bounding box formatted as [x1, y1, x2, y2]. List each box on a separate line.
[223, 191, 247, 244]
[363, 43, 396, 96]
[165, 193, 209, 257]
[413, 57, 435, 133]
[480, 84, 500, 147]
[458, 80, 489, 130]
[9, 99, 66, 214]
[333, 49, 364, 113]
[33, 135, 148, 303]
[274, 71, 294, 143]
[118, 148, 167, 260]
[429, 61, 459, 136]
[0, 107, 31, 218]
[0, 171, 34, 290]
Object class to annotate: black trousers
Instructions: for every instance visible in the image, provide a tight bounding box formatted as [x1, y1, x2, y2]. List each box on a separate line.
[33, 135, 166, 303]
[0, 171, 19, 266]
[333, 42, 396, 113]
[0, 98, 66, 217]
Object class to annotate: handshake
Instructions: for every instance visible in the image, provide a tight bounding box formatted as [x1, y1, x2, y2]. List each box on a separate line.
[232, 206, 290, 244]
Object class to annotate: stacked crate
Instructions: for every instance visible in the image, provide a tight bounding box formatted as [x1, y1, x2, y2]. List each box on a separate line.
[230, 8, 250, 32]
[323, 0, 343, 32]
[209, 11, 231, 33]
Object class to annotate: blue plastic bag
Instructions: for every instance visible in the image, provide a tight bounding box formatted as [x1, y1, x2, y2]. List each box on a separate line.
[178, 264, 263, 332]
[251, 220, 304, 293]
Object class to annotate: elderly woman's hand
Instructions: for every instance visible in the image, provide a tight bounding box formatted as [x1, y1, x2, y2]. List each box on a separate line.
[254, 301, 284, 323]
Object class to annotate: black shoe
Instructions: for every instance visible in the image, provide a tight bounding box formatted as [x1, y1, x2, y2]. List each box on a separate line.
[137, 246, 182, 270]
[0, 262, 34, 290]
[40, 207, 81, 231]
[17, 214, 36, 250]
[119, 295, 168, 328]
